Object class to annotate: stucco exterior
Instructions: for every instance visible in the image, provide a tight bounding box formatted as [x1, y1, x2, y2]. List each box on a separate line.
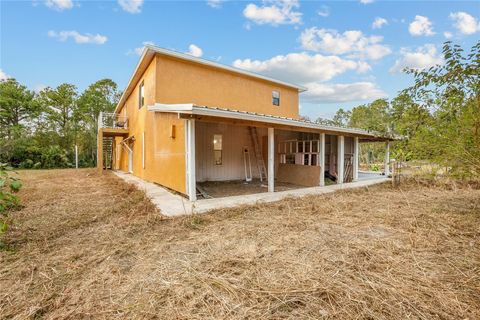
[108, 50, 300, 195]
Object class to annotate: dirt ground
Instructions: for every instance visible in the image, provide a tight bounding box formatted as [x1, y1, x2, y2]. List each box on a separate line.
[1, 169, 479, 319]
[197, 179, 302, 198]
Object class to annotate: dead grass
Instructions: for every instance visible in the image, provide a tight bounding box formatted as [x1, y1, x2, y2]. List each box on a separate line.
[1, 169, 479, 319]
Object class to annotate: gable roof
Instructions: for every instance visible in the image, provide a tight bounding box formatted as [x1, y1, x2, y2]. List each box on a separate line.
[115, 45, 307, 113]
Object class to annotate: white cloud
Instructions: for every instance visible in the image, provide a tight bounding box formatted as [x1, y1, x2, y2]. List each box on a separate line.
[317, 5, 329, 17]
[443, 31, 453, 39]
[372, 17, 388, 29]
[360, 0, 374, 4]
[390, 44, 443, 73]
[127, 41, 155, 56]
[45, 0, 73, 11]
[207, 0, 224, 8]
[118, 0, 143, 14]
[33, 84, 48, 93]
[303, 82, 387, 103]
[243, 0, 302, 26]
[0, 69, 11, 81]
[449, 12, 480, 35]
[234, 51, 387, 104]
[187, 44, 203, 57]
[299, 28, 391, 60]
[408, 15, 435, 36]
[48, 30, 108, 44]
[233, 52, 368, 84]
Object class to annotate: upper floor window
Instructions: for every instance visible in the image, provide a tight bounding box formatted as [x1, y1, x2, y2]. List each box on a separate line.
[272, 90, 280, 106]
[139, 81, 145, 108]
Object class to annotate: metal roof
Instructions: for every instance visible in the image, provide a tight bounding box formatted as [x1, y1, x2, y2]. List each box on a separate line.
[148, 103, 393, 141]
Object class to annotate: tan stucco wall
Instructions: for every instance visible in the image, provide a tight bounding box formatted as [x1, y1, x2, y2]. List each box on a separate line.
[155, 55, 300, 119]
[114, 56, 187, 194]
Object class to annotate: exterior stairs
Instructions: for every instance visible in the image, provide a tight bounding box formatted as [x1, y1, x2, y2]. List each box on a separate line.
[102, 137, 113, 169]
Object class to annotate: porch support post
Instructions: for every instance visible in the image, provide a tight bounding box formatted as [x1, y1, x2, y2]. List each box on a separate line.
[268, 127, 274, 193]
[97, 129, 103, 174]
[384, 141, 390, 176]
[319, 133, 325, 187]
[337, 135, 344, 184]
[353, 137, 359, 181]
[187, 119, 196, 201]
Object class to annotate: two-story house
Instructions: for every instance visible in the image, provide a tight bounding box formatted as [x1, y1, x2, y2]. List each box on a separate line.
[97, 45, 391, 201]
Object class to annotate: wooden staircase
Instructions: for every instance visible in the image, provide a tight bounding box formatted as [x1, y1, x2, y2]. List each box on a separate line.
[103, 137, 113, 169]
[248, 127, 267, 182]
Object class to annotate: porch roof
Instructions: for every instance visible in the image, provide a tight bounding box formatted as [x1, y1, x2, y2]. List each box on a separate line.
[148, 103, 395, 141]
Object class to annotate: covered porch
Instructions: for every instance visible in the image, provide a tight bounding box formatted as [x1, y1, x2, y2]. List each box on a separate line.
[149, 103, 393, 201]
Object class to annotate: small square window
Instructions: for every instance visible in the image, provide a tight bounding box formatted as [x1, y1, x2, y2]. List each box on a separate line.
[272, 90, 280, 106]
[139, 81, 145, 108]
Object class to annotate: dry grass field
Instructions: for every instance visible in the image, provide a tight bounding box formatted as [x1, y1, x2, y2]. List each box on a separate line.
[1, 169, 479, 319]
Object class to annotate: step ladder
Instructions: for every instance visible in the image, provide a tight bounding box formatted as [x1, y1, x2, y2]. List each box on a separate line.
[248, 127, 267, 182]
[103, 137, 113, 169]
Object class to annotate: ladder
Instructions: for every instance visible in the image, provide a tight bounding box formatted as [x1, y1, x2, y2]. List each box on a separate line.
[248, 127, 267, 182]
[103, 137, 113, 169]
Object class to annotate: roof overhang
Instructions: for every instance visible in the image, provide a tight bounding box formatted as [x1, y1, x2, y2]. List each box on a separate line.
[148, 103, 395, 141]
[115, 45, 307, 113]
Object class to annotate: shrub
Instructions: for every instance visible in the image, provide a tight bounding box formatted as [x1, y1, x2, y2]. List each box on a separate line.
[19, 159, 34, 169]
[0, 163, 22, 242]
[41, 145, 72, 169]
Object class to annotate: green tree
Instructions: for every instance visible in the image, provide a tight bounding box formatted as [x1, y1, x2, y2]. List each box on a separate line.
[77, 79, 120, 165]
[38, 83, 79, 149]
[315, 108, 351, 127]
[0, 79, 39, 139]
[349, 99, 392, 134]
[404, 41, 480, 177]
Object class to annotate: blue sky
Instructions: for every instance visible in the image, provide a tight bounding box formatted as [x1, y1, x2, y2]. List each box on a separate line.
[1, 0, 479, 119]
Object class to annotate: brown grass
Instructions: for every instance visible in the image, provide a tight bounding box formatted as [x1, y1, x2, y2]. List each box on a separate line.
[1, 169, 479, 319]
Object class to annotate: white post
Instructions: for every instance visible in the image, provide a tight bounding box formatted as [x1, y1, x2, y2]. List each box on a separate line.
[268, 127, 274, 193]
[353, 137, 359, 181]
[384, 141, 390, 176]
[75, 144, 78, 169]
[187, 119, 197, 201]
[337, 135, 344, 184]
[319, 133, 325, 186]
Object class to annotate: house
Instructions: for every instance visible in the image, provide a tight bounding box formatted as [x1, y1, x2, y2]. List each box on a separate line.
[97, 45, 391, 202]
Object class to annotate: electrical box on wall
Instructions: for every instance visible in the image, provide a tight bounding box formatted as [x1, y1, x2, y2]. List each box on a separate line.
[170, 125, 176, 139]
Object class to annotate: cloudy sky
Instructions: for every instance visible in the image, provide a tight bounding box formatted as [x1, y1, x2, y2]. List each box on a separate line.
[1, 0, 479, 119]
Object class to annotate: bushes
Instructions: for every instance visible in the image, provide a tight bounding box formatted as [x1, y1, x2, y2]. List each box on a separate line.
[2, 143, 73, 169]
[0, 163, 22, 243]
[40, 145, 72, 169]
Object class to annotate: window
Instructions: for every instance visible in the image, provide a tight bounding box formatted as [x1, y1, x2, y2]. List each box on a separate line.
[272, 90, 280, 106]
[139, 81, 145, 108]
[213, 134, 223, 165]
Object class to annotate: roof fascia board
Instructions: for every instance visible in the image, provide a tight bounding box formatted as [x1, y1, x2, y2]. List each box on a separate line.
[148, 103, 194, 112]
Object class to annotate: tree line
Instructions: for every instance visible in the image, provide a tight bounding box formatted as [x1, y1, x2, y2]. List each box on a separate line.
[315, 41, 479, 179]
[0, 78, 120, 169]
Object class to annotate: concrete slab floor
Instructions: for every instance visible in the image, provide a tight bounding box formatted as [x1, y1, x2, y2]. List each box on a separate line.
[113, 171, 390, 217]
